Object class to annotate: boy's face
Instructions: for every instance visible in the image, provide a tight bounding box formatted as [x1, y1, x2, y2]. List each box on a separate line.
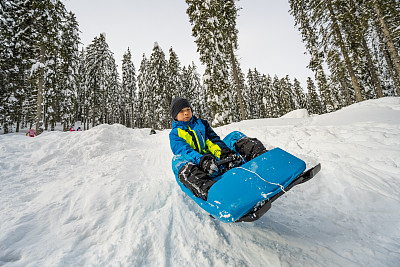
[176, 107, 192, 122]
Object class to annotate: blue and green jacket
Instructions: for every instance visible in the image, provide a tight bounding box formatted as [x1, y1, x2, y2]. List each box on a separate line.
[169, 116, 228, 165]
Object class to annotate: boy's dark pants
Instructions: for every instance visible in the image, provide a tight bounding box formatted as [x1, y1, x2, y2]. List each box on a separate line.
[172, 131, 267, 201]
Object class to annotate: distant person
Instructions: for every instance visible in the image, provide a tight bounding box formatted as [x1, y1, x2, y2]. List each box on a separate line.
[150, 127, 156, 135]
[77, 127, 82, 131]
[69, 126, 75, 131]
[26, 127, 37, 137]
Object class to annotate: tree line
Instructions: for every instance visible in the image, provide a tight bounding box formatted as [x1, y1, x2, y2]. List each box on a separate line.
[1, 0, 80, 133]
[1, 0, 399, 134]
[289, 0, 400, 112]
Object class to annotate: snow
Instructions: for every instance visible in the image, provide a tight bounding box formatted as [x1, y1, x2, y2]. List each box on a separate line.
[280, 108, 309, 119]
[30, 62, 45, 75]
[1, 97, 400, 266]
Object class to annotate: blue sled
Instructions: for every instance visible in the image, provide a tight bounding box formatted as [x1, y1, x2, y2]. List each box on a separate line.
[175, 148, 321, 223]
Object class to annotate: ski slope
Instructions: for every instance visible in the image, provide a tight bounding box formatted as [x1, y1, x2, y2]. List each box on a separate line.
[1, 97, 399, 266]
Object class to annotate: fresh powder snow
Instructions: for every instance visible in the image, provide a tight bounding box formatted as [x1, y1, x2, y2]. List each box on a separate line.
[1, 97, 399, 266]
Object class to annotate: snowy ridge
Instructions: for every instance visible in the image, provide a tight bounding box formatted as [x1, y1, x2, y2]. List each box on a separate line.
[1, 98, 400, 266]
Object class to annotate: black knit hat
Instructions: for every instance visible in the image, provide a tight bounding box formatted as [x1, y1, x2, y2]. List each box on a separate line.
[170, 97, 192, 120]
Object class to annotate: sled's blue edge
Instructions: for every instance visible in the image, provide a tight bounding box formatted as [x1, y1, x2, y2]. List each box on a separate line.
[175, 147, 306, 223]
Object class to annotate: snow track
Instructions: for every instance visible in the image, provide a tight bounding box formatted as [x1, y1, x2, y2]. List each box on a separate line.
[1, 98, 400, 266]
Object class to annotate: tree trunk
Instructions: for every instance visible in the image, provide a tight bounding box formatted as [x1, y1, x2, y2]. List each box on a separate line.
[374, 1, 400, 81]
[35, 44, 45, 135]
[229, 44, 246, 121]
[338, 76, 352, 106]
[16, 107, 21, 132]
[131, 103, 135, 129]
[92, 76, 96, 128]
[387, 60, 400, 96]
[350, 0, 383, 98]
[388, 61, 400, 96]
[331, 53, 353, 106]
[92, 93, 96, 128]
[361, 37, 383, 98]
[327, 2, 364, 102]
[378, 28, 400, 96]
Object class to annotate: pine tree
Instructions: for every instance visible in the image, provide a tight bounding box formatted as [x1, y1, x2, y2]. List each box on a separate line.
[290, 0, 399, 110]
[330, 0, 382, 101]
[246, 69, 264, 119]
[181, 64, 196, 114]
[76, 49, 88, 129]
[181, 62, 208, 120]
[279, 76, 295, 115]
[167, 47, 182, 106]
[245, 69, 255, 119]
[289, 0, 363, 105]
[137, 54, 152, 128]
[84, 34, 119, 127]
[29, 0, 65, 133]
[191, 63, 209, 120]
[271, 75, 283, 117]
[218, 0, 246, 120]
[261, 74, 274, 118]
[318, 0, 364, 102]
[148, 42, 168, 129]
[306, 77, 322, 115]
[121, 48, 137, 128]
[230, 56, 247, 121]
[0, 0, 15, 133]
[1, 0, 82, 133]
[186, 0, 241, 126]
[0, 0, 78, 134]
[292, 78, 307, 109]
[372, 23, 400, 96]
[326, 48, 355, 106]
[58, 11, 80, 130]
[289, 0, 336, 112]
[107, 61, 121, 124]
[372, 0, 400, 82]
[1, 0, 36, 133]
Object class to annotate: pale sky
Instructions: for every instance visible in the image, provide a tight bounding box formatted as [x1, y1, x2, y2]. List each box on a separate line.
[63, 0, 314, 87]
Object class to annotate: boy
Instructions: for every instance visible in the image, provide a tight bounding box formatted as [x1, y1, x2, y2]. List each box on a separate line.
[169, 97, 267, 201]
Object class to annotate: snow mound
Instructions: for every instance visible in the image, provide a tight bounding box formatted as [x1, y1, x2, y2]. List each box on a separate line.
[280, 108, 309, 118]
[309, 97, 400, 126]
[0, 97, 399, 266]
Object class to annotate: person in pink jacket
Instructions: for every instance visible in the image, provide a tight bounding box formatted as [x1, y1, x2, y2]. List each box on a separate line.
[26, 128, 37, 137]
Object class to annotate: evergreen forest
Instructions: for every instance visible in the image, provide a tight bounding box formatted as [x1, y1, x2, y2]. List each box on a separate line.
[1, 0, 399, 134]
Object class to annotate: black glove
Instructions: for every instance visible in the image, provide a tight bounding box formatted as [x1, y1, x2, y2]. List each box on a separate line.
[199, 154, 219, 177]
[220, 148, 242, 170]
[235, 137, 267, 161]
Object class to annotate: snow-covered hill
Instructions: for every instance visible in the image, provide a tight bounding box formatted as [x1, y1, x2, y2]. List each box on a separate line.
[1, 98, 399, 266]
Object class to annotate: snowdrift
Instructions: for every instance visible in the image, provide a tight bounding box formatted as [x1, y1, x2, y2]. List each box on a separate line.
[280, 108, 309, 118]
[1, 97, 399, 266]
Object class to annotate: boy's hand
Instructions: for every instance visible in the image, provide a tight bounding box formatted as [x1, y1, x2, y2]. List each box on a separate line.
[220, 148, 242, 169]
[200, 154, 219, 177]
